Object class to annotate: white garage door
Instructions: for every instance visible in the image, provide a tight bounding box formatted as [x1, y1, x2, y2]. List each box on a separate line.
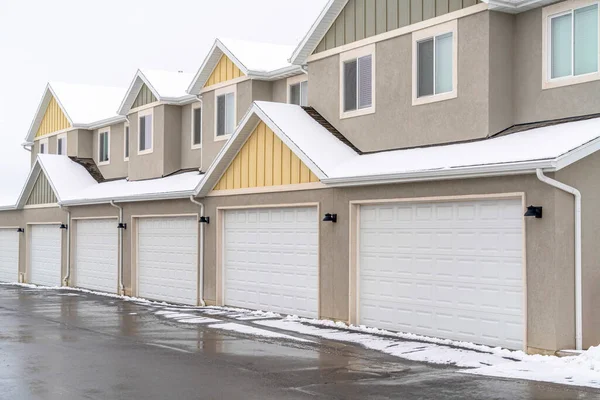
[224, 207, 318, 318]
[0, 229, 19, 282]
[74, 219, 118, 293]
[30, 225, 62, 287]
[359, 199, 524, 349]
[138, 216, 198, 305]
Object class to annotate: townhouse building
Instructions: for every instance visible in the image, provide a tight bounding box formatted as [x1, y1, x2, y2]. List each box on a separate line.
[1, 0, 599, 355]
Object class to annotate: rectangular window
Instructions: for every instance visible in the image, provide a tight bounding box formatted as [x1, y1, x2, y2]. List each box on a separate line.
[550, 4, 599, 79]
[99, 131, 110, 163]
[192, 107, 202, 147]
[124, 124, 130, 160]
[39, 141, 47, 154]
[57, 136, 66, 155]
[289, 80, 308, 106]
[139, 113, 153, 153]
[216, 92, 235, 137]
[417, 32, 453, 97]
[343, 55, 372, 112]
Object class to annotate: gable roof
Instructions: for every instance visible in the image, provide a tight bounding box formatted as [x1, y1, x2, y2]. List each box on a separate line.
[197, 101, 600, 194]
[195, 101, 358, 196]
[117, 69, 196, 115]
[24, 82, 127, 144]
[289, 0, 348, 65]
[187, 38, 304, 94]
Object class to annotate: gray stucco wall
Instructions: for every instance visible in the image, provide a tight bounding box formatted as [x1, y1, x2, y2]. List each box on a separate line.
[513, 7, 600, 123]
[251, 80, 273, 103]
[271, 78, 288, 104]
[180, 102, 202, 170]
[488, 11, 514, 135]
[308, 11, 490, 151]
[163, 105, 182, 176]
[93, 123, 128, 180]
[128, 108, 164, 181]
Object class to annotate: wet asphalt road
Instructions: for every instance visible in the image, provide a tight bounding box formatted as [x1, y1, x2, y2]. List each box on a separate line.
[0, 285, 598, 400]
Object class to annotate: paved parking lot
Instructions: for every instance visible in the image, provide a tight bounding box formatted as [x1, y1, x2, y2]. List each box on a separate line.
[0, 285, 598, 400]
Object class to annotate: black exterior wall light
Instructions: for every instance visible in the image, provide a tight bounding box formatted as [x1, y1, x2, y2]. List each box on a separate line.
[524, 206, 543, 219]
[117, 222, 127, 230]
[323, 213, 337, 223]
[16, 228, 24, 233]
[59, 224, 68, 230]
[199, 216, 210, 224]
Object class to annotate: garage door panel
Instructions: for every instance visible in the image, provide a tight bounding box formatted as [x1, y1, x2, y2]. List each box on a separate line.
[0, 229, 19, 282]
[75, 219, 118, 293]
[359, 199, 524, 349]
[30, 225, 62, 287]
[138, 217, 197, 306]
[224, 207, 318, 318]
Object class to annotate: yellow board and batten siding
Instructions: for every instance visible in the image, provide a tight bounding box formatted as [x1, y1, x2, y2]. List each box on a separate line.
[35, 97, 70, 139]
[214, 122, 319, 191]
[204, 55, 245, 88]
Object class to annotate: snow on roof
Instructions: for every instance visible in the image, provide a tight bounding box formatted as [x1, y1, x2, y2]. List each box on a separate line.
[139, 69, 195, 99]
[11, 155, 204, 207]
[218, 38, 297, 73]
[326, 117, 600, 183]
[50, 82, 126, 126]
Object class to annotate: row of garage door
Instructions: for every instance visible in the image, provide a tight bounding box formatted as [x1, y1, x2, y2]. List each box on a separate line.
[0, 198, 524, 349]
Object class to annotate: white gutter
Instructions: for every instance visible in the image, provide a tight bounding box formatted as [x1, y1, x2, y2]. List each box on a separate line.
[535, 169, 583, 350]
[59, 190, 198, 207]
[189, 195, 206, 307]
[59, 205, 71, 286]
[110, 201, 126, 295]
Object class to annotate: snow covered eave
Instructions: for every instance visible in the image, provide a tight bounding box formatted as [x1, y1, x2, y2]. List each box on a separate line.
[160, 94, 198, 105]
[59, 189, 199, 207]
[322, 160, 556, 187]
[484, 0, 559, 13]
[74, 115, 128, 131]
[249, 65, 305, 81]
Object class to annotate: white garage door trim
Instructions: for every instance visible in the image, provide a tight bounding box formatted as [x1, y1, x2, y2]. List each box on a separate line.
[73, 217, 118, 293]
[0, 227, 20, 283]
[216, 203, 320, 318]
[135, 214, 199, 306]
[349, 193, 527, 351]
[28, 223, 63, 287]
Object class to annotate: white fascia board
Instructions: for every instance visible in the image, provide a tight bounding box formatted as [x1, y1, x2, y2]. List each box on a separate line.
[76, 115, 128, 131]
[249, 65, 305, 81]
[321, 160, 555, 187]
[160, 94, 198, 105]
[553, 136, 600, 171]
[289, 0, 348, 65]
[59, 190, 197, 207]
[483, 0, 554, 13]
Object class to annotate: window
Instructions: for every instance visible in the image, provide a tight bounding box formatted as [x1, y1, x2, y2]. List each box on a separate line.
[412, 20, 457, 105]
[138, 109, 153, 154]
[215, 86, 236, 140]
[289, 80, 308, 106]
[124, 123, 130, 161]
[39, 138, 48, 155]
[98, 129, 110, 165]
[544, 1, 599, 88]
[192, 105, 202, 149]
[339, 44, 375, 119]
[57, 134, 66, 155]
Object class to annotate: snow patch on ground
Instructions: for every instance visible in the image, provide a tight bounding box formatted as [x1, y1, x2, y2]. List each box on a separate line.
[208, 322, 311, 343]
[178, 317, 221, 324]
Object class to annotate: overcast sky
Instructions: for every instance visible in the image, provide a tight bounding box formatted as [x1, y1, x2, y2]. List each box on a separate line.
[0, 0, 326, 204]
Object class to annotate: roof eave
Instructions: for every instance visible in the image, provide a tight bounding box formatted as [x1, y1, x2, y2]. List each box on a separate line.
[484, 0, 557, 13]
[59, 189, 198, 207]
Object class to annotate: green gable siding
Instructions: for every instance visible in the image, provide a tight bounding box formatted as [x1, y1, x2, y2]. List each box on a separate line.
[26, 173, 58, 206]
[132, 84, 158, 109]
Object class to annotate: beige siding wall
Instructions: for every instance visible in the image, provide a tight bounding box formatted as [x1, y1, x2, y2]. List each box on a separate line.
[271, 78, 288, 104]
[132, 84, 157, 109]
[309, 11, 490, 152]
[488, 11, 514, 134]
[315, 0, 478, 53]
[128, 107, 165, 181]
[92, 123, 128, 180]
[513, 7, 600, 123]
[180, 102, 203, 170]
[25, 173, 57, 206]
[163, 105, 182, 176]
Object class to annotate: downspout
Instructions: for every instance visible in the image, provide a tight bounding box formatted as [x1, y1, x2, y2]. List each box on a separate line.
[59, 205, 71, 286]
[536, 169, 582, 350]
[189, 195, 206, 306]
[110, 201, 126, 296]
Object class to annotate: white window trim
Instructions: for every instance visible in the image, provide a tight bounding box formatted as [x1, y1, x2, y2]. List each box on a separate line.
[56, 133, 67, 155]
[138, 108, 154, 156]
[542, 0, 600, 90]
[39, 138, 49, 155]
[191, 103, 202, 150]
[214, 84, 237, 142]
[412, 19, 458, 106]
[98, 127, 111, 166]
[339, 44, 376, 119]
[287, 74, 309, 106]
[124, 122, 130, 161]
